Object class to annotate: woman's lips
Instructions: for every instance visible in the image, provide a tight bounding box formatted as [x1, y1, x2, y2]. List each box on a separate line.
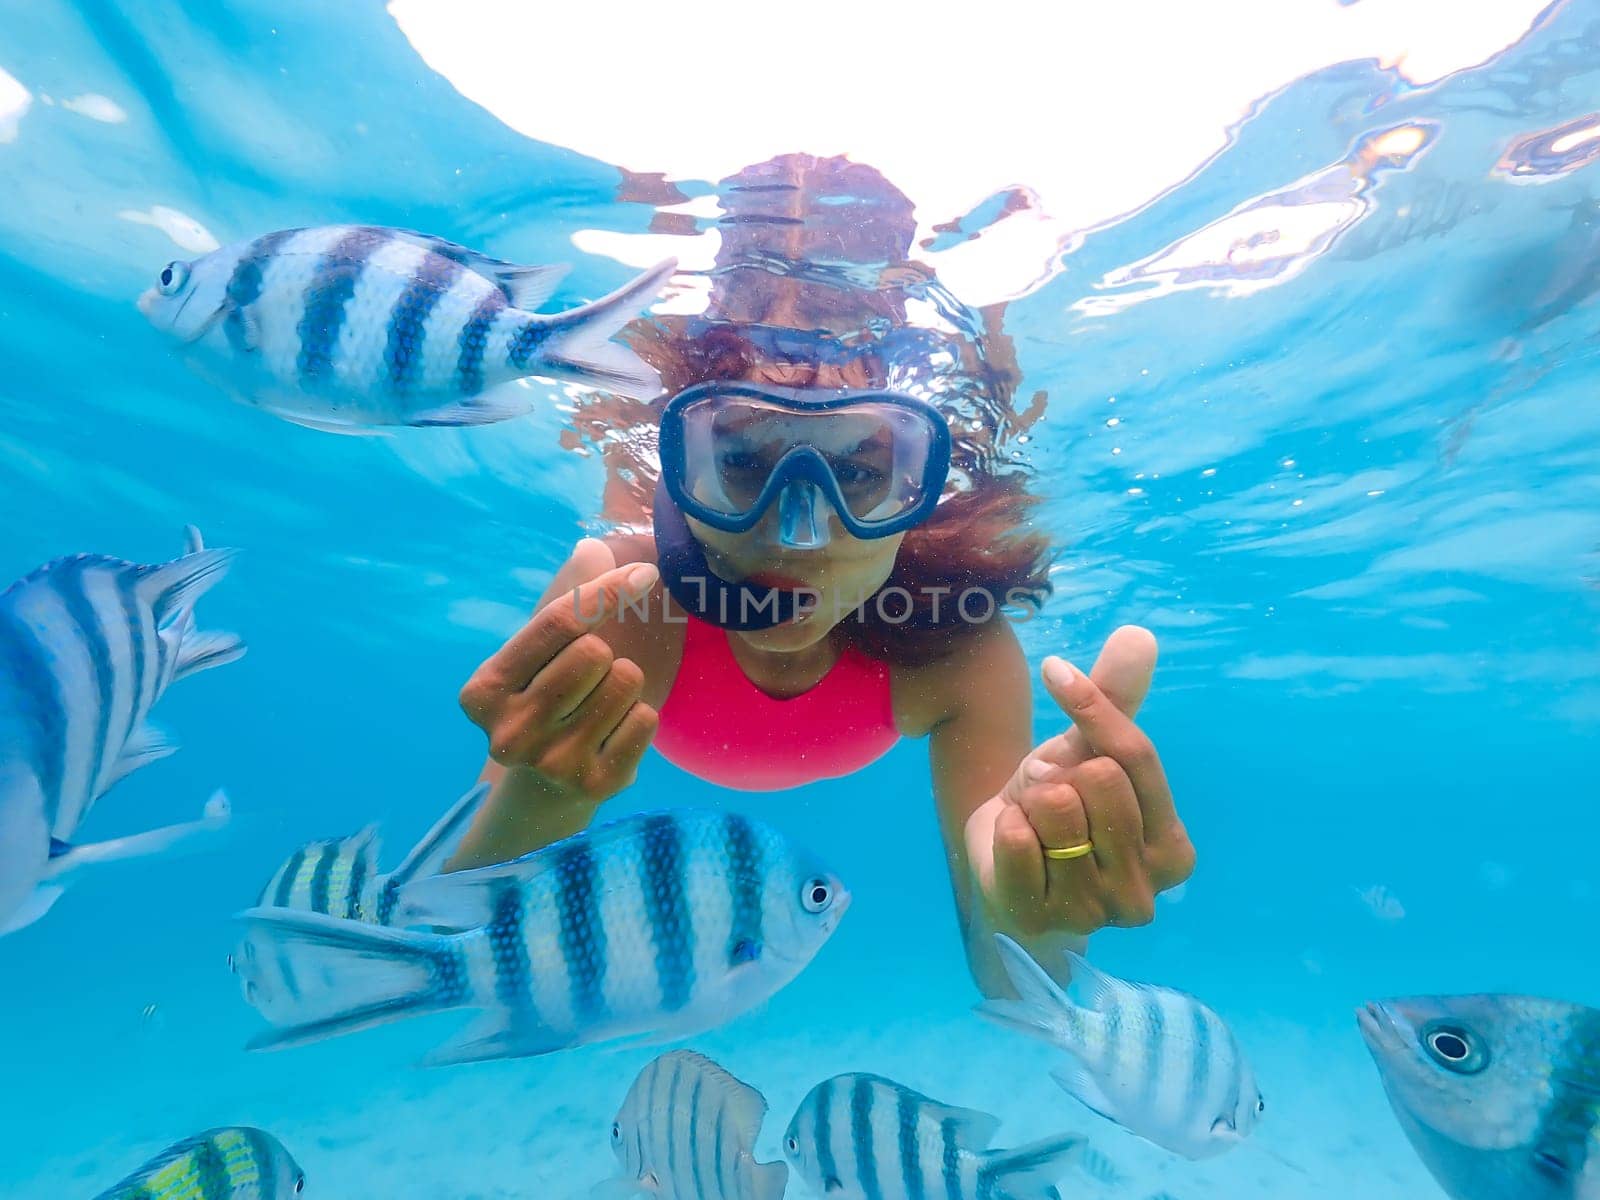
[741, 570, 810, 591]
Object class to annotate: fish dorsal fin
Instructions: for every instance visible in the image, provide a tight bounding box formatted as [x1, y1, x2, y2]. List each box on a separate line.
[657, 1050, 771, 1143]
[1060, 950, 1124, 1013]
[386, 228, 571, 309]
[385, 783, 492, 893]
[137, 545, 237, 627]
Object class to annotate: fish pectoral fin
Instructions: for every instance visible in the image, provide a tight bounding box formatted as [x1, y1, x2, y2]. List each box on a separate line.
[0, 884, 66, 935]
[107, 721, 181, 787]
[44, 796, 232, 880]
[588, 1178, 649, 1200]
[408, 385, 532, 428]
[223, 300, 261, 351]
[922, 1102, 1002, 1150]
[1048, 1061, 1121, 1127]
[270, 410, 394, 437]
[423, 1011, 572, 1067]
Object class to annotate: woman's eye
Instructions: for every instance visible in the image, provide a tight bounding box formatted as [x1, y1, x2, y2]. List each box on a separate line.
[718, 449, 764, 473]
[834, 462, 885, 489]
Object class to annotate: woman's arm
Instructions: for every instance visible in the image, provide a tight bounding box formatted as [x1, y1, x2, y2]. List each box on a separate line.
[447, 538, 678, 870]
[915, 622, 1195, 996]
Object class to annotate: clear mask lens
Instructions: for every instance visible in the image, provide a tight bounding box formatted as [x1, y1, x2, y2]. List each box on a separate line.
[678, 397, 937, 529]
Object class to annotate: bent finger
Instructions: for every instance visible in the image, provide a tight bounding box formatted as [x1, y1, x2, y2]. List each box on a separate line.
[991, 803, 1045, 917]
[483, 561, 658, 692]
[571, 659, 647, 753]
[596, 702, 659, 785]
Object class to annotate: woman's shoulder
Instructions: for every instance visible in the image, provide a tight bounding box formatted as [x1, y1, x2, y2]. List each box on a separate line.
[889, 619, 1030, 735]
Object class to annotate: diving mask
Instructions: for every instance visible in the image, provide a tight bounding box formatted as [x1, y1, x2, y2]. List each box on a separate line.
[658, 382, 952, 548]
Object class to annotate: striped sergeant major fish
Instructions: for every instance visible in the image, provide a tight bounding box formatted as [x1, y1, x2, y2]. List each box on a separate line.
[593, 1050, 787, 1200]
[89, 1126, 304, 1200]
[233, 783, 490, 1023]
[782, 1072, 1086, 1200]
[137, 224, 675, 433]
[0, 527, 242, 936]
[1360, 994, 1600, 1199]
[977, 935, 1263, 1161]
[249, 781, 491, 924]
[232, 809, 849, 1066]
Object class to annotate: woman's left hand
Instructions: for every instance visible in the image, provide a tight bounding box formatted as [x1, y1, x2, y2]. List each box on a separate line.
[967, 626, 1195, 937]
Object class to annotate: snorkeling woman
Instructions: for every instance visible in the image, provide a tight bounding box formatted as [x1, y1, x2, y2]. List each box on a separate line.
[448, 156, 1194, 995]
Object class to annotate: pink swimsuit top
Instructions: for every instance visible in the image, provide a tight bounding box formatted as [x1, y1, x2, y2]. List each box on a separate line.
[653, 615, 900, 792]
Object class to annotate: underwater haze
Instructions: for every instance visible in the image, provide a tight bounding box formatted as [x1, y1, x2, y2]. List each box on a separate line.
[1, 1, 1598, 1197]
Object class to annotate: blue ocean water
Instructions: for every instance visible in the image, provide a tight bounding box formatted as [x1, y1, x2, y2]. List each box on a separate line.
[1, 2, 1598, 1197]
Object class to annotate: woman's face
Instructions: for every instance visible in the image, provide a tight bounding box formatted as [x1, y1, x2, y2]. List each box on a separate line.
[686, 359, 906, 653]
[686, 512, 906, 653]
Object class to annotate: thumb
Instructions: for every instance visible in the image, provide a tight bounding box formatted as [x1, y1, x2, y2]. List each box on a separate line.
[1087, 624, 1157, 719]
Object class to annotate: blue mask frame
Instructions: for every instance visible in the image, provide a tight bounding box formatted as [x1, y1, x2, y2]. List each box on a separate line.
[657, 382, 952, 541]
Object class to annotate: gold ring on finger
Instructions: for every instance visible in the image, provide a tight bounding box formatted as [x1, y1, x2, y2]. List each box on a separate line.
[1042, 841, 1094, 861]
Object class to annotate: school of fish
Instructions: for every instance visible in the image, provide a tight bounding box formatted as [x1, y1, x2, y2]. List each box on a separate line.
[2, 220, 1587, 1196]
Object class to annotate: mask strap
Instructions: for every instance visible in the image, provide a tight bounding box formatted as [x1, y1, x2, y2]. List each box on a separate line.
[651, 483, 799, 631]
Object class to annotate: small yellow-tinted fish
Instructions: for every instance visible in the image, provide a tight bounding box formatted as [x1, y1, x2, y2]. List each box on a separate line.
[90, 1126, 304, 1199]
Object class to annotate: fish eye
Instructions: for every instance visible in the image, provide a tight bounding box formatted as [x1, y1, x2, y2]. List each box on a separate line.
[802, 878, 833, 913]
[158, 261, 189, 295]
[1257, 1098, 1266, 1114]
[611, 1122, 622, 1143]
[293, 1174, 305, 1195]
[1422, 1022, 1487, 1074]
[786, 1136, 799, 1154]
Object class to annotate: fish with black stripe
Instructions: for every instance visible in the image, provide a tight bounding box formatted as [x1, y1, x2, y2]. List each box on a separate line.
[976, 935, 1263, 1160]
[782, 1072, 1086, 1200]
[0, 526, 242, 936]
[88, 1125, 304, 1199]
[1359, 993, 1600, 1199]
[593, 1049, 787, 1200]
[231, 783, 491, 1023]
[246, 781, 491, 924]
[231, 809, 848, 1065]
[138, 224, 676, 432]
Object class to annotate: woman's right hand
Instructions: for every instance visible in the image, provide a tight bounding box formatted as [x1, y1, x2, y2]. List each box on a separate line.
[458, 540, 662, 806]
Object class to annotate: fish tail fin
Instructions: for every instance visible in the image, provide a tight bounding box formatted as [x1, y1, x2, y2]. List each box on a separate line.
[375, 782, 491, 923]
[975, 935, 1088, 1049]
[234, 908, 458, 1050]
[537, 258, 677, 398]
[980, 1134, 1087, 1200]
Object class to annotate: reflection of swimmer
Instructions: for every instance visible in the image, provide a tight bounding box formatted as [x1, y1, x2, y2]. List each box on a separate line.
[449, 156, 1194, 994]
